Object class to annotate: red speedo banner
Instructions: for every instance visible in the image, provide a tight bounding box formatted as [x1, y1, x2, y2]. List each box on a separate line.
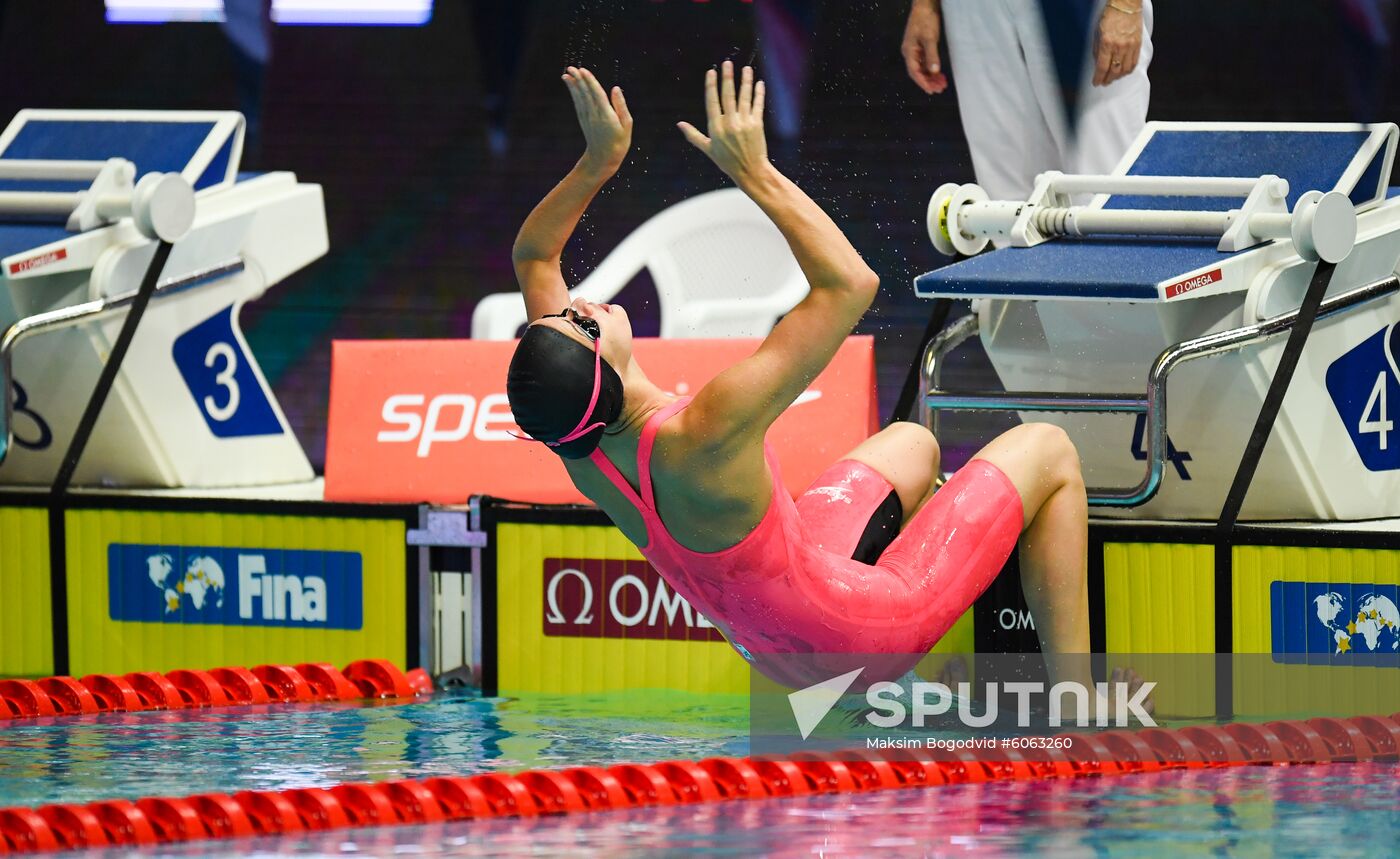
[324, 337, 879, 505]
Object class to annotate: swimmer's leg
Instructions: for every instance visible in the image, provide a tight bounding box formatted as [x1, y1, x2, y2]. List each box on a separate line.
[966, 423, 1092, 686]
[795, 422, 939, 562]
[833, 421, 940, 522]
[966, 424, 1152, 716]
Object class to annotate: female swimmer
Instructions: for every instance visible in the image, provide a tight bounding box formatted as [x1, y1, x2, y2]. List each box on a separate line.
[507, 60, 1140, 700]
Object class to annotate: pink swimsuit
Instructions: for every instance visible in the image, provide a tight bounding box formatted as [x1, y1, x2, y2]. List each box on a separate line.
[588, 397, 1023, 682]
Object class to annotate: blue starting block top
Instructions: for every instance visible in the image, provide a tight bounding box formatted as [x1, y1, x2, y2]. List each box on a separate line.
[923, 236, 1233, 301]
[916, 123, 1398, 302]
[0, 110, 245, 264]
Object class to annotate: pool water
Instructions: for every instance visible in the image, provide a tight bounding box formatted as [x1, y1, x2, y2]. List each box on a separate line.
[2, 693, 1397, 857]
[80, 765, 1400, 858]
[0, 690, 749, 808]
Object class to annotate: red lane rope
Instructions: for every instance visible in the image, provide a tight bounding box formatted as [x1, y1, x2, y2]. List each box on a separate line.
[0, 713, 1397, 853]
[0, 660, 432, 721]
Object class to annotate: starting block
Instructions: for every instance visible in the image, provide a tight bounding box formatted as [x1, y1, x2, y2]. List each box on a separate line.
[0, 110, 327, 488]
[916, 122, 1400, 521]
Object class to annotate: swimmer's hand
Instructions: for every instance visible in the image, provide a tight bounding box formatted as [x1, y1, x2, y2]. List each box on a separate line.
[677, 61, 769, 182]
[563, 66, 633, 176]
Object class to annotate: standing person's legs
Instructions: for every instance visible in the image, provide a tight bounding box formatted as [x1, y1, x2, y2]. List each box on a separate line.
[1016, 0, 1153, 178]
[942, 0, 1062, 200]
[1071, 0, 1152, 175]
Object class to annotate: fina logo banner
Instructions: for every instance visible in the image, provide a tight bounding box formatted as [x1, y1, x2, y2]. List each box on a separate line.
[1271, 581, 1400, 665]
[1326, 323, 1400, 471]
[108, 544, 364, 630]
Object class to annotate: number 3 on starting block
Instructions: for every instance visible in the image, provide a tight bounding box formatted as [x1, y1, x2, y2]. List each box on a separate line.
[1327, 323, 1400, 471]
[172, 306, 283, 438]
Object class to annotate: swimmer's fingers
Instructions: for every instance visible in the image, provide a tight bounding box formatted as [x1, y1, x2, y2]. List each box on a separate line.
[753, 79, 765, 118]
[563, 69, 589, 123]
[738, 65, 753, 115]
[703, 67, 721, 128]
[720, 60, 738, 115]
[676, 121, 711, 154]
[611, 86, 632, 129]
[572, 67, 603, 121]
[566, 67, 598, 120]
[567, 67, 630, 171]
[578, 67, 613, 119]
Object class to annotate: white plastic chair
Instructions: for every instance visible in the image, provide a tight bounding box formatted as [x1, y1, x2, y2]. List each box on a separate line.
[471, 188, 810, 340]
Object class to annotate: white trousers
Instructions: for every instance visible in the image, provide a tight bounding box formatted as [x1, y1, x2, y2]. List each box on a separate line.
[942, 0, 1154, 200]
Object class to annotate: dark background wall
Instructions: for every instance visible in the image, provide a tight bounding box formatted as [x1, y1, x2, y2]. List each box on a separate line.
[1, 0, 1396, 469]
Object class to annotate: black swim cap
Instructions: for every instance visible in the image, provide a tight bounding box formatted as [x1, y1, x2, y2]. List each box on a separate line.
[507, 325, 624, 459]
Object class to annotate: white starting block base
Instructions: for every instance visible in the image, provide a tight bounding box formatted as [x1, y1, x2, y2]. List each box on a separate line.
[980, 265, 1400, 522]
[919, 122, 1400, 521]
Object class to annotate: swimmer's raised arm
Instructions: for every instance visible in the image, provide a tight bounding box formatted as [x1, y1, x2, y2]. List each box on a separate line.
[678, 61, 879, 440]
[513, 66, 633, 323]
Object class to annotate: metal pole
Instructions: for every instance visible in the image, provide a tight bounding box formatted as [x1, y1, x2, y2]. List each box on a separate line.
[919, 275, 1399, 507]
[0, 159, 110, 181]
[922, 391, 1146, 413]
[917, 312, 979, 435]
[1046, 173, 1267, 197]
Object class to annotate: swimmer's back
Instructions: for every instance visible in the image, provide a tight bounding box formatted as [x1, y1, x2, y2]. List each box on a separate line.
[564, 396, 776, 553]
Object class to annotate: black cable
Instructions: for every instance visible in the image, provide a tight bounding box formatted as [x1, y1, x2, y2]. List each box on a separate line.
[1212, 259, 1337, 719]
[47, 241, 174, 675]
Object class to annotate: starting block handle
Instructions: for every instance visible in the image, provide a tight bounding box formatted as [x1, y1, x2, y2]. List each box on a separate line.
[1025, 208, 1229, 238]
[0, 157, 194, 243]
[930, 177, 1358, 263]
[1046, 173, 1284, 199]
[0, 159, 113, 183]
[0, 191, 77, 217]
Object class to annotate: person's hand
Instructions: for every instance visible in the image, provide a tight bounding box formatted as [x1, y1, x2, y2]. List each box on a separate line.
[902, 0, 947, 95]
[564, 66, 632, 175]
[1092, 3, 1142, 86]
[677, 61, 770, 183]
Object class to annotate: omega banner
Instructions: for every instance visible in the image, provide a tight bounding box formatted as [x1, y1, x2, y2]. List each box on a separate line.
[324, 336, 879, 504]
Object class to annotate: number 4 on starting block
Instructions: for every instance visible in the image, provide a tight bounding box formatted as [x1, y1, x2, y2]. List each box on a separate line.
[1327, 323, 1400, 471]
[1131, 413, 1193, 480]
[172, 306, 283, 438]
